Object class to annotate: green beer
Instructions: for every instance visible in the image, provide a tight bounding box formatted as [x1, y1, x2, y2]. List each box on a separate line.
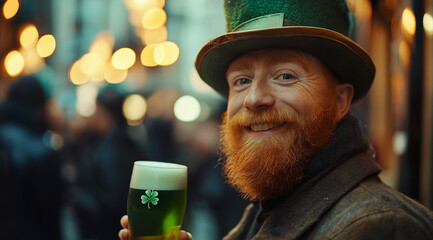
[127, 161, 187, 240]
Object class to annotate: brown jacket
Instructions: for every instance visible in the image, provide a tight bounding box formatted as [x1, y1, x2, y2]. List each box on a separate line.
[223, 150, 433, 240]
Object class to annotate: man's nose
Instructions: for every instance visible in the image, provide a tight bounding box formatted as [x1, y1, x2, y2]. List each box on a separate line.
[243, 80, 275, 110]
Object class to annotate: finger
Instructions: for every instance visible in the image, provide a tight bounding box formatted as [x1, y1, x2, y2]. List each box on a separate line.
[120, 215, 129, 229]
[118, 229, 129, 240]
[178, 230, 193, 240]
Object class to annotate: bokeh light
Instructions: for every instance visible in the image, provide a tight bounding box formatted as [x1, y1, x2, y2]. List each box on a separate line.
[104, 63, 128, 84]
[3, 0, 19, 19]
[4, 50, 25, 77]
[424, 13, 433, 36]
[20, 24, 39, 48]
[402, 8, 416, 36]
[111, 48, 136, 70]
[80, 53, 104, 75]
[154, 41, 179, 66]
[140, 44, 158, 67]
[89, 33, 114, 61]
[76, 84, 98, 117]
[123, 94, 147, 125]
[142, 26, 167, 45]
[399, 40, 411, 68]
[69, 60, 89, 85]
[142, 8, 166, 30]
[21, 47, 44, 74]
[124, 0, 165, 13]
[174, 95, 201, 122]
[36, 34, 56, 58]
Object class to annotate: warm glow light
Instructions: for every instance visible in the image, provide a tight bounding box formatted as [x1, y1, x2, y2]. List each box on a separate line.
[174, 95, 201, 122]
[424, 13, 433, 36]
[111, 48, 136, 70]
[89, 33, 114, 62]
[123, 94, 147, 125]
[154, 41, 179, 66]
[144, 0, 165, 9]
[142, 8, 166, 30]
[21, 48, 44, 74]
[127, 0, 148, 10]
[399, 40, 411, 67]
[142, 26, 167, 45]
[104, 63, 128, 84]
[3, 0, 19, 19]
[36, 34, 56, 58]
[4, 50, 24, 77]
[69, 60, 89, 85]
[402, 8, 416, 36]
[140, 44, 158, 67]
[76, 84, 98, 117]
[125, 0, 165, 12]
[20, 24, 39, 48]
[80, 53, 104, 75]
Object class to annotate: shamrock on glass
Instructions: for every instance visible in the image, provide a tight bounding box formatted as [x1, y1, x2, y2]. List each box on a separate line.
[141, 190, 159, 209]
[127, 161, 187, 240]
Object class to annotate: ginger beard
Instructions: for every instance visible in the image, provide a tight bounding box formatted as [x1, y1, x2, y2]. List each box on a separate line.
[219, 98, 338, 201]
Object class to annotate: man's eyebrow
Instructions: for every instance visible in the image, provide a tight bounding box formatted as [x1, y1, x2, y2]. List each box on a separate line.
[227, 58, 253, 74]
[271, 53, 310, 72]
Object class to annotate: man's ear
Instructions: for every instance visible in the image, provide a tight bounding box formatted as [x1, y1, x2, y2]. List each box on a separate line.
[334, 83, 354, 122]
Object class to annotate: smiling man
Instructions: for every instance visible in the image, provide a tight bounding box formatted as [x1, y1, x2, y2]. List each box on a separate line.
[120, 0, 433, 239]
[219, 48, 351, 202]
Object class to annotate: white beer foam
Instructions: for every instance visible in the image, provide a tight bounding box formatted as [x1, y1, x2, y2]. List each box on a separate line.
[130, 161, 187, 190]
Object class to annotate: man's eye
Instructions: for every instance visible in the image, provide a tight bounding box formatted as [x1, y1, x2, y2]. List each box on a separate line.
[235, 78, 250, 86]
[278, 73, 295, 80]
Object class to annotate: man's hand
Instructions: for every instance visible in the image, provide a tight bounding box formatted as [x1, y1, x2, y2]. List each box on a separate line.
[119, 215, 193, 240]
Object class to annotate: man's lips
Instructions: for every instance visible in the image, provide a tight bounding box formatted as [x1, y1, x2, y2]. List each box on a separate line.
[247, 122, 286, 132]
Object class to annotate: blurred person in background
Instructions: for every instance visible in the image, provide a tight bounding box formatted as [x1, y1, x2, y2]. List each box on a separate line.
[0, 75, 64, 240]
[61, 85, 147, 240]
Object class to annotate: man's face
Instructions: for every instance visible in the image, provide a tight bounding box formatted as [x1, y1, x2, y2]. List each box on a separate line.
[220, 48, 350, 201]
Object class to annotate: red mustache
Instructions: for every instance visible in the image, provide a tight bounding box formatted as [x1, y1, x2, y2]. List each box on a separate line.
[228, 107, 300, 128]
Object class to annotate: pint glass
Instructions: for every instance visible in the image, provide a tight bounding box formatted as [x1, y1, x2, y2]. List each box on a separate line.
[127, 161, 187, 240]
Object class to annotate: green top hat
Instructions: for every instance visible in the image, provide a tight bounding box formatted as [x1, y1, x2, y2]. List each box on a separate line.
[195, 0, 375, 102]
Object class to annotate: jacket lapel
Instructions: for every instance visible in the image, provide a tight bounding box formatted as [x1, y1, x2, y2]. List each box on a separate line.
[223, 203, 258, 240]
[252, 151, 380, 239]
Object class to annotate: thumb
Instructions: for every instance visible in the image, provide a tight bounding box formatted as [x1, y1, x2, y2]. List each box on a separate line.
[178, 230, 193, 240]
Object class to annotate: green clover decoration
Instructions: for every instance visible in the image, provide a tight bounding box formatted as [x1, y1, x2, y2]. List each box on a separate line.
[141, 190, 159, 209]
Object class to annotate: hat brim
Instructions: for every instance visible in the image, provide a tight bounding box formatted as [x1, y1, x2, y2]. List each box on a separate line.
[195, 26, 375, 102]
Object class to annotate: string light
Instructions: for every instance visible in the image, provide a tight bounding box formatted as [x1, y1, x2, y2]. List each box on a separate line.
[154, 41, 179, 66]
[111, 48, 136, 70]
[4, 50, 25, 77]
[402, 8, 416, 36]
[19, 24, 39, 48]
[69, 60, 89, 85]
[142, 8, 166, 30]
[3, 0, 19, 19]
[423, 13, 433, 36]
[36, 34, 56, 58]
[140, 44, 158, 67]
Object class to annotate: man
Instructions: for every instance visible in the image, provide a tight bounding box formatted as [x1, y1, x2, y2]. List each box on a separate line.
[0, 76, 63, 239]
[120, 0, 433, 239]
[64, 86, 147, 239]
